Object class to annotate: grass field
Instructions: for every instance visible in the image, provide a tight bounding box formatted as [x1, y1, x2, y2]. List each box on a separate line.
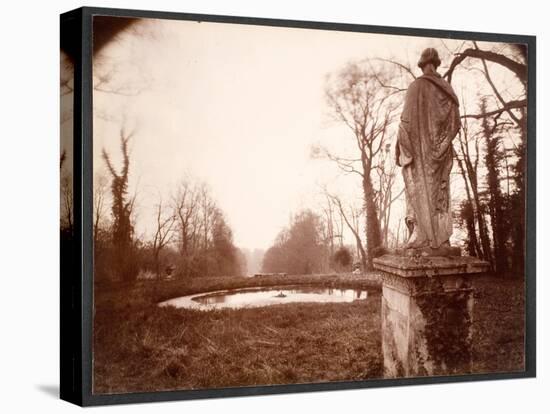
[471, 276, 525, 374]
[93, 273, 524, 394]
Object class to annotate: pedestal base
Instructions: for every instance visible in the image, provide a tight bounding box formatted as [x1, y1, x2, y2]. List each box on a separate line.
[385, 245, 462, 258]
[373, 254, 489, 378]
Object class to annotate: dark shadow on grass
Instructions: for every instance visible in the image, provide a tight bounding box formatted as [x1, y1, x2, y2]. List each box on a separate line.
[36, 384, 59, 399]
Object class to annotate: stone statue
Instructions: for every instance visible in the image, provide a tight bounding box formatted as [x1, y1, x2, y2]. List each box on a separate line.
[396, 48, 460, 249]
[376, 49, 489, 379]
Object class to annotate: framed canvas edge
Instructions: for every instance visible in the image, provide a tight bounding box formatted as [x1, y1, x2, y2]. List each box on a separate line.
[63, 6, 537, 407]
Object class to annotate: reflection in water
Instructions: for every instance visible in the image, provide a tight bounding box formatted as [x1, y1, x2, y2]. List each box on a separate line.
[161, 286, 368, 310]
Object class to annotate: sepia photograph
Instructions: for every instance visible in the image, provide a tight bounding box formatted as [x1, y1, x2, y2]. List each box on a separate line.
[60, 13, 530, 396]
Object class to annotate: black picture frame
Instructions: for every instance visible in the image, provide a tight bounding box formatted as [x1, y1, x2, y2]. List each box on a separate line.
[60, 6, 536, 406]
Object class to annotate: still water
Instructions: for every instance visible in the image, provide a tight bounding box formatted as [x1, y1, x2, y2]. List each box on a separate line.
[160, 286, 368, 310]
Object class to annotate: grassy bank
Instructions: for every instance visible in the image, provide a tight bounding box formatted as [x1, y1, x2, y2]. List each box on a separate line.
[102, 273, 380, 303]
[94, 274, 382, 394]
[93, 273, 525, 394]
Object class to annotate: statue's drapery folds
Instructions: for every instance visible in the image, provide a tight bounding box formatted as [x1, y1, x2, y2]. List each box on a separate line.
[396, 73, 460, 248]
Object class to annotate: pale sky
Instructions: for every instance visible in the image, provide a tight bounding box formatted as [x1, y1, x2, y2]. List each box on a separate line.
[91, 17, 520, 251]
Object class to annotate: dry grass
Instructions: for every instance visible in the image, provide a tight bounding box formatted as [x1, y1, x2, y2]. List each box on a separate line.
[93, 274, 382, 394]
[471, 275, 525, 374]
[92, 272, 525, 394]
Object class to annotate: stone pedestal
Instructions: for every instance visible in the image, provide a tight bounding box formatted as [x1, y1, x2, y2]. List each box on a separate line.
[373, 254, 489, 378]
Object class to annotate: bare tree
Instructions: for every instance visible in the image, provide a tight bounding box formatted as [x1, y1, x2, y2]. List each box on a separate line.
[455, 157, 482, 258]
[151, 196, 176, 279]
[319, 192, 348, 271]
[320, 194, 337, 256]
[93, 171, 109, 245]
[373, 142, 404, 246]
[325, 191, 367, 272]
[324, 62, 399, 269]
[102, 128, 137, 282]
[198, 183, 216, 276]
[172, 178, 200, 277]
[454, 116, 493, 268]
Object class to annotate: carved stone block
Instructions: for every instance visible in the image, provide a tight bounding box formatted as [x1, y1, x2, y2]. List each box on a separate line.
[374, 254, 489, 378]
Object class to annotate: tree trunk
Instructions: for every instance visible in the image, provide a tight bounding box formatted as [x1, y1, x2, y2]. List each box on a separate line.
[363, 173, 382, 270]
[456, 156, 483, 257]
[460, 142, 494, 269]
[481, 109, 507, 274]
[470, 178, 493, 268]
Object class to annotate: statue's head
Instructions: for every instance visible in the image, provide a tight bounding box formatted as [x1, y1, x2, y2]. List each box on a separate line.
[417, 48, 441, 71]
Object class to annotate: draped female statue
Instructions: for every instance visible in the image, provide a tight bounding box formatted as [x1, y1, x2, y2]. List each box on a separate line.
[396, 48, 460, 249]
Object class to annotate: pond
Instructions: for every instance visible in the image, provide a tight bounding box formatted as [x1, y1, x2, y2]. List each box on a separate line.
[160, 285, 369, 310]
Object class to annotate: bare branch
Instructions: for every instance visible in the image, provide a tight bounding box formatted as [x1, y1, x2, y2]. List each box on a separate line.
[475, 43, 522, 127]
[444, 48, 527, 84]
[461, 99, 527, 119]
[374, 58, 417, 80]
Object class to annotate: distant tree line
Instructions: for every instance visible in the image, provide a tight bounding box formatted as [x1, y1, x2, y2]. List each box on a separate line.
[262, 210, 355, 275]
[92, 131, 246, 284]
